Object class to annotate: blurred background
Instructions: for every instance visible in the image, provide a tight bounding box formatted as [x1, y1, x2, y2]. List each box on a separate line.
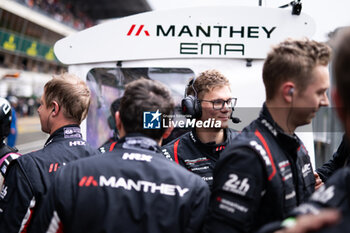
[1, 0, 350, 167]
[0, 0, 151, 153]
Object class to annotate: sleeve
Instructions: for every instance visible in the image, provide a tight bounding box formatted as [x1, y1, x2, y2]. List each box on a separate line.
[257, 167, 350, 233]
[185, 179, 210, 233]
[316, 135, 350, 182]
[293, 167, 350, 216]
[0, 161, 35, 233]
[203, 146, 267, 233]
[28, 165, 76, 233]
[161, 139, 186, 167]
[28, 172, 64, 233]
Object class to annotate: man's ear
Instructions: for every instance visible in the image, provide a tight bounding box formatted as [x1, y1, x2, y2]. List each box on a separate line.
[51, 101, 59, 116]
[115, 111, 121, 131]
[162, 126, 174, 139]
[115, 111, 125, 137]
[281, 82, 295, 103]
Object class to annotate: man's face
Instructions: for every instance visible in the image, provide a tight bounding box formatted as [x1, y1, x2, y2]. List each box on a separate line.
[37, 92, 50, 134]
[199, 85, 233, 128]
[292, 65, 330, 127]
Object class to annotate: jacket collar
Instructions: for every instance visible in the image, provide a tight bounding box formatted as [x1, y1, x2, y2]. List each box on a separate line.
[44, 124, 81, 147]
[118, 133, 161, 153]
[258, 103, 301, 153]
[190, 128, 229, 153]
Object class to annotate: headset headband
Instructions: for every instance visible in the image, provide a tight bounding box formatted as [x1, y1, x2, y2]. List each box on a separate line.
[185, 77, 198, 98]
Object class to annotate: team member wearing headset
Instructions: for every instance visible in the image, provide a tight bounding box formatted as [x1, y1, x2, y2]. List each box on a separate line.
[162, 69, 239, 189]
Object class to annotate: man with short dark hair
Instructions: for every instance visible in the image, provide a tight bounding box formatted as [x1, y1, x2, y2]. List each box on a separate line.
[203, 39, 331, 233]
[162, 69, 238, 189]
[0, 73, 98, 232]
[29, 78, 210, 233]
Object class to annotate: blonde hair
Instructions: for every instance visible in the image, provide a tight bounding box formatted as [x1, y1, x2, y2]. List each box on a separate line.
[44, 73, 91, 124]
[263, 38, 331, 100]
[186, 69, 230, 99]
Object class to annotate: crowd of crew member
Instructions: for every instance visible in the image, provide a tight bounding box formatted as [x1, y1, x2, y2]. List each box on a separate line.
[2, 33, 350, 233]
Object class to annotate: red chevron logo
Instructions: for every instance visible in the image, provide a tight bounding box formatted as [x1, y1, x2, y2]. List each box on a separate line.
[49, 163, 59, 173]
[79, 176, 98, 187]
[127, 24, 150, 36]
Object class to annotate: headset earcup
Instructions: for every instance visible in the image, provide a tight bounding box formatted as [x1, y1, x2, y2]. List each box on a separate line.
[181, 95, 201, 119]
[181, 96, 195, 117]
[194, 98, 202, 118]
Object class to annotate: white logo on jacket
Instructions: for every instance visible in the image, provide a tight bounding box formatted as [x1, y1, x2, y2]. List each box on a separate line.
[311, 185, 335, 204]
[122, 153, 152, 162]
[162, 149, 173, 161]
[250, 140, 270, 166]
[223, 174, 250, 196]
[0, 186, 7, 199]
[302, 163, 312, 177]
[99, 176, 189, 197]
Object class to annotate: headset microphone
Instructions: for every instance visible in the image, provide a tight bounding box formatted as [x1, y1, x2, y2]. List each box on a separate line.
[230, 107, 241, 124]
[231, 116, 241, 124]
